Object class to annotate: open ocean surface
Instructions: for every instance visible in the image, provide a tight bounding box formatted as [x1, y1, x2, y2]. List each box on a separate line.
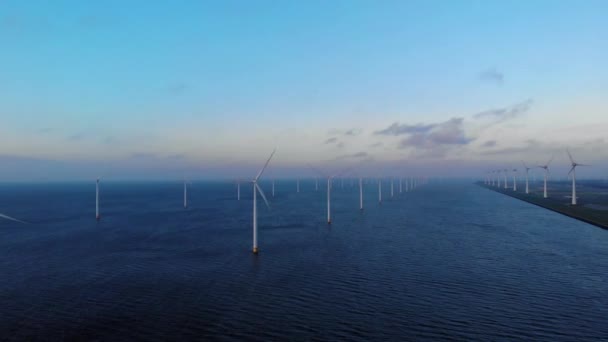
[1, 180, 607, 341]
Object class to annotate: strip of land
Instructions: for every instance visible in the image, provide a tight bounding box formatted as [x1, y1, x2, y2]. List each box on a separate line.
[477, 182, 608, 230]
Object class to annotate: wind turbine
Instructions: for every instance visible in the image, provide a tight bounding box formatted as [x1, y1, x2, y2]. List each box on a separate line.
[538, 156, 554, 199]
[309, 165, 349, 224]
[315, 178, 318, 191]
[236, 179, 241, 201]
[497, 170, 501, 188]
[390, 177, 394, 198]
[567, 149, 589, 206]
[522, 162, 531, 194]
[96, 178, 101, 220]
[183, 178, 188, 208]
[359, 177, 364, 210]
[399, 178, 403, 193]
[512, 169, 517, 191]
[272, 178, 275, 198]
[503, 169, 509, 189]
[297, 178, 300, 193]
[251, 149, 275, 254]
[378, 177, 382, 204]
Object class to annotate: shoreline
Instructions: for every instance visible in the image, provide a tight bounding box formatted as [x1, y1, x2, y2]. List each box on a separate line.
[477, 183, 608, 230]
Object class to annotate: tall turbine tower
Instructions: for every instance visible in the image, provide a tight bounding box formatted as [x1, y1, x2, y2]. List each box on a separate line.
[567, 149, 589, 206]
[497, 170, 501, 188]
[503, 169, 509, 189]
[522, 162, 531, 194]
[378, 177, 382, 204]
[183, 178, 188, 208]
[251, 149, 275, 254]
[512, 169, 517, 191]
[359, 177, 364, 210]
[237, 179, 241, 201]
[96, 178, 101, 220]
[538, 156, 554, 199]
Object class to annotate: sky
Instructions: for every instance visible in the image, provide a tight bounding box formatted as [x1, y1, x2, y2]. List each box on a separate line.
[1, 0, 607, 180]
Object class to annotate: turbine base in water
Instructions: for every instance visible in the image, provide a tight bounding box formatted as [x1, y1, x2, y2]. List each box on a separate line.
[253, 247, 259, 254]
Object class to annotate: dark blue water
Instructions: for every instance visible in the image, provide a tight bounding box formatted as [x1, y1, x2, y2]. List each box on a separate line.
[1, 181, 607, 341]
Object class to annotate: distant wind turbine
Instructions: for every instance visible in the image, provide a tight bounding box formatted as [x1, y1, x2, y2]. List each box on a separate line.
[503, 169, 509, 189]
[538, 156, 554, 199]
[183, 178, 192, 208]
[96, 178, 101, 220]
[251, 149, 275, 254]
[522, 162, 531, 194]
[236, 179, 241, 201]
[309, 165, 349, 224]
[359, 177, 364, 210]
[378, 177, 382, 204]
[567, 149, 589, 206]
[512, 169, 517, 191]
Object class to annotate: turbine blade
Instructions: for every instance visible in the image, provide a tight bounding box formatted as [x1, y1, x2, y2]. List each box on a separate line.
[255, 183, 270, 209]
[577, 164, 591, 167]
[566, 149, 575, 164]
[568, 166, 575, 175]
[255, 148, 276, 181]
[0, 213, 28, 224]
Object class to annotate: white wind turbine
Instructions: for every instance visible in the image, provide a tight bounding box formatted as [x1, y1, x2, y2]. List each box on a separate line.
[309, 165, 349, 224]
[496, 170, 501, 188]
[512, 169, 517, 191]
[272, 178, 275, 197]
[297, 178, 300, 193]
[237, 179, 241, 201]
[183, 178, 193, 208]
[251, 149, 276, 254]
[184, 179, 188, 208]
[390, 177, 394, 198]
[538, 156, 554, 199]
[378, 177, 383, 204]
[359, 176, 364, 211]
[96, 177, 101, 220]
[521, 162, 532, 194]
[503, 169, 509, 189]
[567, 149, 589, 206]
[399, 178, 403, 193]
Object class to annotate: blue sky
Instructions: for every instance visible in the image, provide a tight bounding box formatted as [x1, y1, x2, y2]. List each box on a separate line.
[1, 0, 607, 180]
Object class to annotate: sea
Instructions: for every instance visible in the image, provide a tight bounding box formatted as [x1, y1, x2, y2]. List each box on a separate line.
[1, 180, 607, 341]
